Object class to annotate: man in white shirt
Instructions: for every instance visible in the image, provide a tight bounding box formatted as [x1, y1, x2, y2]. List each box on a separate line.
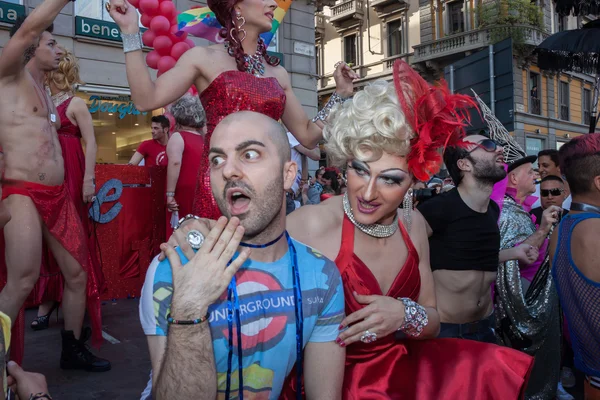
[532, 149, 572, 210]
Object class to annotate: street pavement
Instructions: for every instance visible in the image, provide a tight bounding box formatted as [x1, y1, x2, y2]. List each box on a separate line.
[22, 299, 151, 399]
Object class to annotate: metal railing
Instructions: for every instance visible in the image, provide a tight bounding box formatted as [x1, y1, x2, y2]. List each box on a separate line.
[413, 25, 549, 63]
[530, 97, 541, 115]
[560, 105, 570, 121]
[331, 0, 363, 19]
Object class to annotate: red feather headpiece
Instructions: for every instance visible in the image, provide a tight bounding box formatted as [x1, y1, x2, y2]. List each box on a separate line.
[393, 60, 478, 182]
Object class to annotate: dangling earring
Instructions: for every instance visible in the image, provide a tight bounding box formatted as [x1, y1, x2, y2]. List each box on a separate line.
[403, 188, 413, 233]
[230, 10, 247, 44]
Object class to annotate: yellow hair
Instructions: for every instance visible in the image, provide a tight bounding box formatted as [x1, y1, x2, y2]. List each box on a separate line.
[47, 47, 85, 91]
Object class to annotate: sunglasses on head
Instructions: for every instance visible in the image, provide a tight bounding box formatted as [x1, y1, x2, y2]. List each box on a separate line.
[468, 139, 498, 153]
[541, 188, 564, 197]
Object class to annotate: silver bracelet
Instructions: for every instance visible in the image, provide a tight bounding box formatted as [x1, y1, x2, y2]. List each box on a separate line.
[175, 214, 199, 230]
[166, 191, 175, 197]
[121, 32, 143, 53]
[311, 92, 346, 123]
[397, 297, 428, 337]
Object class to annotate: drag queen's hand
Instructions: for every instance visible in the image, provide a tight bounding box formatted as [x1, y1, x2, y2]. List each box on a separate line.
[336, 291, 406, 346]
[333, 62, 359, 99]
[83, 180, 95, 203]
[162, 217, 251, 317]
[108, 0, 139, 34]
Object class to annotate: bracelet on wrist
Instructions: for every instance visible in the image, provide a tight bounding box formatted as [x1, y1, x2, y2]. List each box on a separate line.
[166, 191, 175, 197]
[121, 32, 143, 53]
[175, 214, 200, 230]
[397, 297, 428, 338]
[167, 312, 210, 325]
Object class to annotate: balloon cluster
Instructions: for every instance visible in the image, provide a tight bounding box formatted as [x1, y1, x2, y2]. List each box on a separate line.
[128, 0, 195, 77]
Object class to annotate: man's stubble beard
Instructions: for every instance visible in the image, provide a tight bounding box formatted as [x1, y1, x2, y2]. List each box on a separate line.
[471, 156, 507, 186]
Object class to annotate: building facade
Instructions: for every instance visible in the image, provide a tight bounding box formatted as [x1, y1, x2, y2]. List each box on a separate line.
[0, 0, 319, 168]
[317, 0, 599, 156]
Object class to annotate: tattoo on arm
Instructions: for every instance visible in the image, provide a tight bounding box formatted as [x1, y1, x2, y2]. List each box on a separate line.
[38, 173, 46, 181]
[154, 324, 217, 400]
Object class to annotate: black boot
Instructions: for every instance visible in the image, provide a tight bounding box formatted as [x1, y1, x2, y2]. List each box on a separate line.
[60, 328, 111, 372]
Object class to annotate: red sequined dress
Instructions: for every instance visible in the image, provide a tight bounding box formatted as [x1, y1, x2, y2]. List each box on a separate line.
[281, 215, 535, 400]
[191, 70, 286, 218]
[28, 97, 105, 305]
[174, 130, 205, 217]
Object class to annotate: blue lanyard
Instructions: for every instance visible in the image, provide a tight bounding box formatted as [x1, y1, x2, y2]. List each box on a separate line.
[225, 232, 304, 400]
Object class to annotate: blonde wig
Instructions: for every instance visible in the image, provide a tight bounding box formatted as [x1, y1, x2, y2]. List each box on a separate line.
[47, 48, 84, 92]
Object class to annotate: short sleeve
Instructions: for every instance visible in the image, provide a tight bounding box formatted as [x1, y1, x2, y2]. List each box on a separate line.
[309, 260, 345, 343]
[417, 195, 446, 233]
[139, 248, 190, 336]
[287, 132, 300, 149]
[137, 140, 148, 156]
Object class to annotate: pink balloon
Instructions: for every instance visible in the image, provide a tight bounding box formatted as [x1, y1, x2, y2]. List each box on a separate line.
[139, 0, 159, 16]
[128, 0, 141, 8]
[170, 42, 190, 60]
[153, 35, 173, 56]
[184, 38, 195, 49]
[140, 13, 153, 28]
[170, 15, 179, 26]
[146, 50, 161, 69]
[142, 29, 156, 47]
[150, 15, 170, 35]
[158, 56, 177, 74]
[159, 1, 176, 20]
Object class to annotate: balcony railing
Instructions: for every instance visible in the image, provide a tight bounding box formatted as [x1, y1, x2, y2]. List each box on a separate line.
[330, 0, 364, 23]
[530, 97, 541, 115]
[413, 25, 549, 63]
[560, 105, 570, 121]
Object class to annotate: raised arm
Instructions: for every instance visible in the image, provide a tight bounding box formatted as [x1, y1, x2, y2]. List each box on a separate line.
[166, 133, 184, 211]
[0, 0, 70, 79]
[107, 0, 199, 111]
[70, 97, 97, 203]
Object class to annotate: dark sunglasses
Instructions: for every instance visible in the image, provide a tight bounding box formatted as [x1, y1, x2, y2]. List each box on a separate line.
[541, 188, 564, 197]
[468, 139, 498, 153]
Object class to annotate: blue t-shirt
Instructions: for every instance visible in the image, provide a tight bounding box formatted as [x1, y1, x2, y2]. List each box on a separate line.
[140, 238, 345, 399]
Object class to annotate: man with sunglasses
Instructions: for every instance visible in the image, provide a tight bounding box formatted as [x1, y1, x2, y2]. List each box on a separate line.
[530, 176, 569, 224]
[419, 134, 537, 343]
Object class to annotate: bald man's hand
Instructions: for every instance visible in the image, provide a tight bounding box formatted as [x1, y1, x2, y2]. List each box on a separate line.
[158, 218, 217, 261]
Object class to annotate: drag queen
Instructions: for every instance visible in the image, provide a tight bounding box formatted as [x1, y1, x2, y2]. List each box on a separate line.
[283, 60, 534, 399]
[107, 0, 357, 220]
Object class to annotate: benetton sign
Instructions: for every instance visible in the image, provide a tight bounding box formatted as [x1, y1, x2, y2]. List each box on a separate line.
[75, 16, 123, 42]
[0, 1, 25, 24]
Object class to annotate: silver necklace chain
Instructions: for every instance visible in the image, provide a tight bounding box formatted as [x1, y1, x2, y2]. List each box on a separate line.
[342, 192, 398, 238]
[224, 40, 266, 77]
[51, 91, 72, 107]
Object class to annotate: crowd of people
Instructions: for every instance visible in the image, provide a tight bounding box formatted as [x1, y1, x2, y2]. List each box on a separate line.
[0, 0, 599, 399]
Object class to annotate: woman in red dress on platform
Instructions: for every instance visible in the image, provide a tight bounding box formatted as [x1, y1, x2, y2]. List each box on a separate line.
[107, 0, 357, 220]
[165, 94, 206, 232]
[284, 61, 534, 399]
[29, 49, 105, 330]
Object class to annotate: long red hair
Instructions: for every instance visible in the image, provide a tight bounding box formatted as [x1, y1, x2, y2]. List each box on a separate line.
[207, 0, 280, 72]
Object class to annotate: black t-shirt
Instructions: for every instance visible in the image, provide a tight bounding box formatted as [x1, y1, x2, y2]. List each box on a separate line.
[418, 188, 500, 272]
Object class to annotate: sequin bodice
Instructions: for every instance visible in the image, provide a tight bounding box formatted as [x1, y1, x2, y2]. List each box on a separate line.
[192, 70, 287, 220]
[200, 70, 286, 133]
[56, 98, 81, 138]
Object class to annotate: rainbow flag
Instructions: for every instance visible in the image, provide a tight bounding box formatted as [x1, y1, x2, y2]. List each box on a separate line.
[177, 0, 292, 47]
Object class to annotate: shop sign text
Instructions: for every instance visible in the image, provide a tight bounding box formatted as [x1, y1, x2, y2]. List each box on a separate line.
[0, 1, 25, 24]
[88, 95, 148, 119]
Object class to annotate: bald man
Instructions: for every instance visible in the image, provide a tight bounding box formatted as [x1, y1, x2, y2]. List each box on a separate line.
[140, 111, 346, 399]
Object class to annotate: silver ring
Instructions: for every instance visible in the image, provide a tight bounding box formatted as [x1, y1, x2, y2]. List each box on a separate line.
[360, 330, 377, 343]
[91, 196, 97, 202]
[334, 61, 345, 69]
[186, 229, 205, 250]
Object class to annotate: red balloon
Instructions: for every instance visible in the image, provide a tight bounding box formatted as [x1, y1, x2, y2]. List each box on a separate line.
[170, 42, 190, 60]
[150, 15, 170, 35]
[128, 0, 140, 7]
[142, 30, 156, 47]
[153, 35, 173, 56]
[159, 1, 176, 20]
[140, 13, 153, 28]
[158, 56, 177, 74]
[139, 0, 159, 15]
[184, 38, 195, 49]
[169, 25, 187, 43]
[146, 50, 161, 69]
[170, 15, 179, 26]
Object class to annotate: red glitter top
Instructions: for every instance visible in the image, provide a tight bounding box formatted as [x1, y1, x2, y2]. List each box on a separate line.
[192, 70, 287, 219]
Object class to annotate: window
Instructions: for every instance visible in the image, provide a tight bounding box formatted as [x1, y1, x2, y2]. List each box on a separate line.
[387, 19, 403, 57]
[316, 46, 321, 76]
[76, 0, 112, 22]
[448, 1, 465, 34]
[529, 72, 541, 115]
[556, 141, 566, 150]
[583, 88, 592, 125]
[526, 137, 543, 157]
[344, 35, 357, 66]
[558, 16, 567, 32]
[559, 81, 569, 121]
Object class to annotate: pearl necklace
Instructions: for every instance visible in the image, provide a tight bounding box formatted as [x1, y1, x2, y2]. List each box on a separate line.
[342, 192, 398, 238]
[51, 91, 72, 107]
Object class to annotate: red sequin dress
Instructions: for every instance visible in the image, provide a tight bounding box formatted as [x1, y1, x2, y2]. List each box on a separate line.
[281, 215, 535, 400]
[191, 71, 286, 218]
[29, 97, 106, 304]
[174, 131, 205, 217]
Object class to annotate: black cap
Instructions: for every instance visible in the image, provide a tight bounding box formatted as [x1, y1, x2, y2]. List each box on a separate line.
[507, 155, 537, 173]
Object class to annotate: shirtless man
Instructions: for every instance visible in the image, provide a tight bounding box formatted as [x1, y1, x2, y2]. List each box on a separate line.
[0, 1, 109, 371]
[418, 134, 537, 343]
